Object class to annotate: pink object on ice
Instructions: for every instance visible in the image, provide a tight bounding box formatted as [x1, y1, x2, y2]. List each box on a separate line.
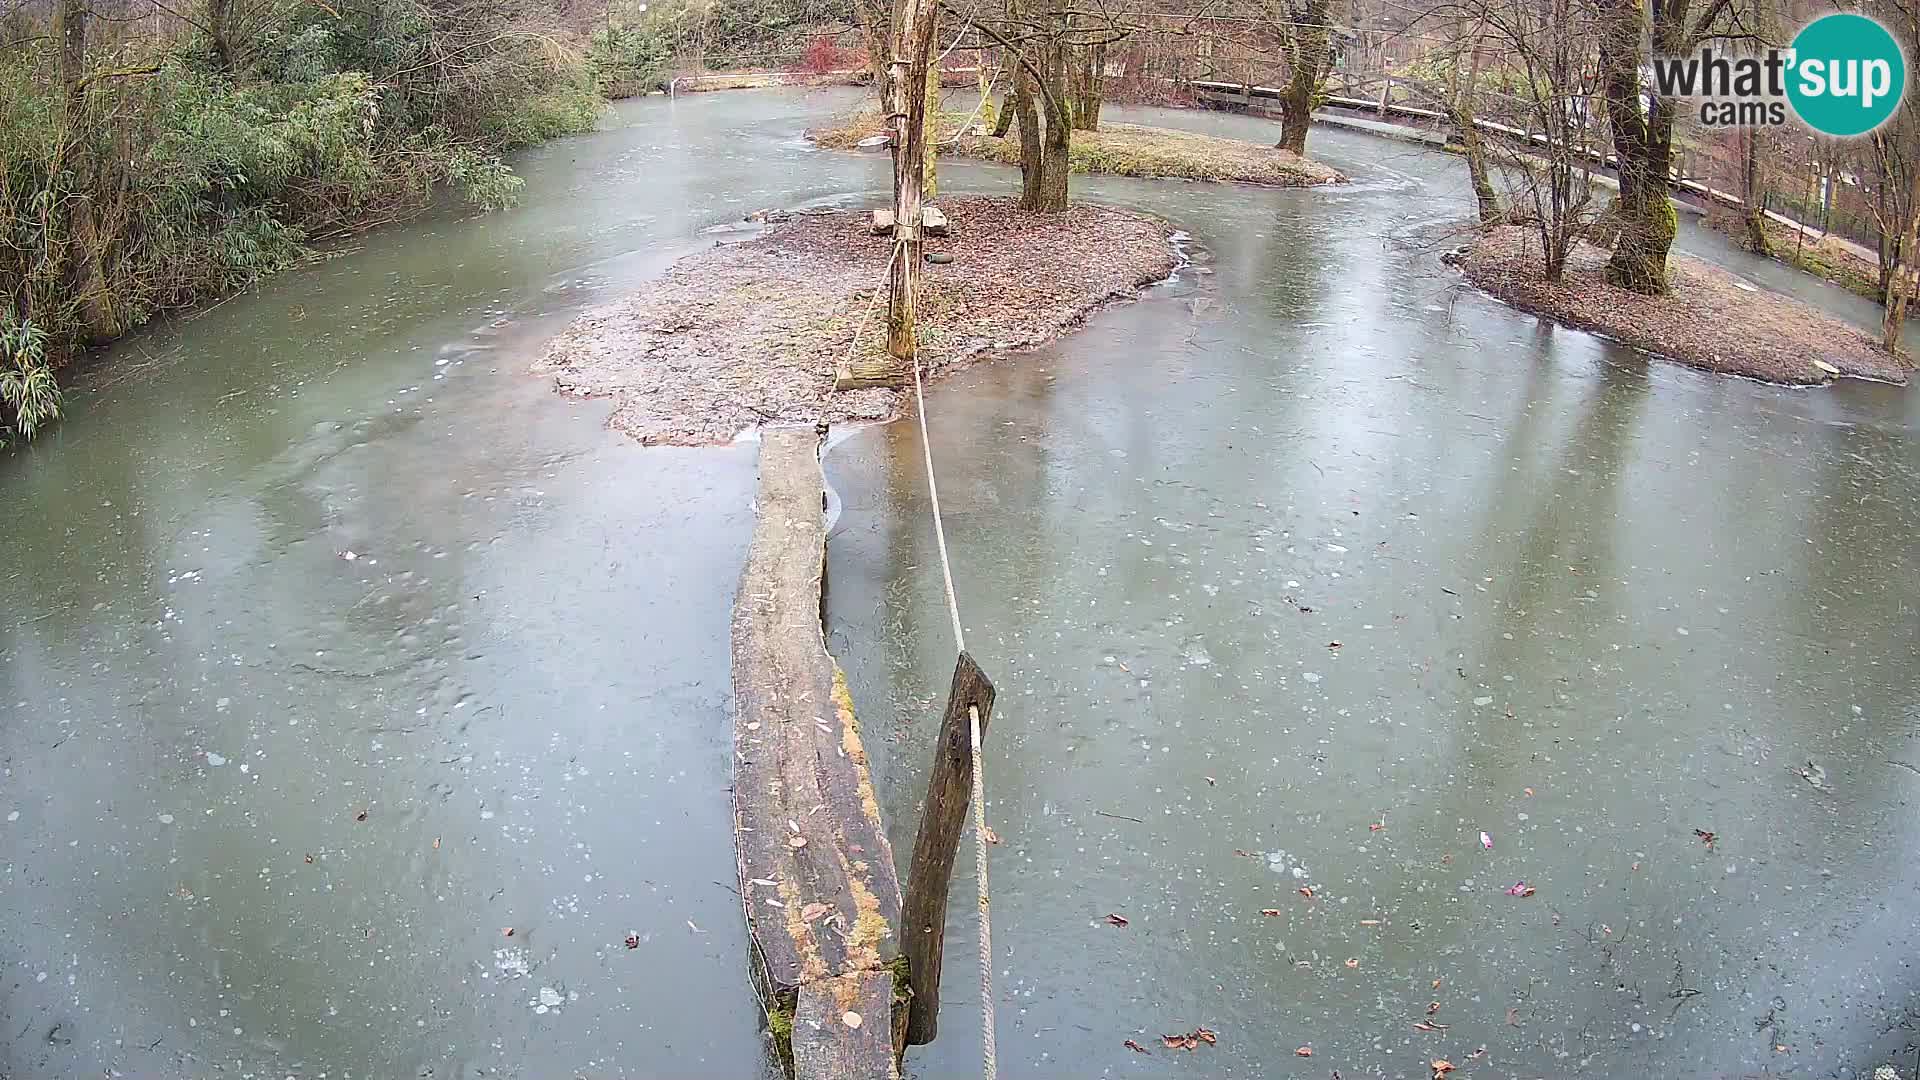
[1505, 881, 1527, 896]
[1480, 831, 1494, 850]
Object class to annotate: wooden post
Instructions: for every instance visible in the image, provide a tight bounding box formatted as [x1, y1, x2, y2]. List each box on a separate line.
[900, 651, 996, 1046]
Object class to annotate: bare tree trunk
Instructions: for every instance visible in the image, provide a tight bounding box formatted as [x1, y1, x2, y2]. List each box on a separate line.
[1597, 0, 1674, 294]
[1011, 36, 1046, 208]
[1034, 35, 1071, 210]
[1884, 169, 1920, 356]
[853, 0, 891, 106]
[207, 0, 235, 73]
[923, 8, 939, 199]
[52, 0, 117, 340]
[1740, 131, 1770, 254]
[1453, 33, 1498, 223]
[883, 0, 938, 373]
[54, 0, 86, 117]
[1071, 41, 1105, 130]
[1275, 0, 1329, 156]
[989, 42, 1016, 137]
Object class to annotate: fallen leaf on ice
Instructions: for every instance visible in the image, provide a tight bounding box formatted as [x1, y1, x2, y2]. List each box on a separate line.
[1412, 1020, 1448, 1032]
[984, 826, 1002, 845]
[1507, 1007, 1520, 1026]
[1261, 908, 1282, 917]
[1431, 979, 1442, 990]
[1104, 913, 1129, 927]
[1480, 831, 1493, 849]
[624, 934, 640, 949]
[1344, 957, 1359, 968]
[1432, 1060, 1456, 1079]
[1123, 1039, 1149, 1054]
[1194, 1028, 1217, 1045]
[1297, 886, 1314, 898]
[1295, 1045, 1313, 1057]
[1505, 881, 1528, 896]
[502, 927, 515, 937]
[1467, 1047, 1487, 1062]
[1427, 1001, 1441, 1015]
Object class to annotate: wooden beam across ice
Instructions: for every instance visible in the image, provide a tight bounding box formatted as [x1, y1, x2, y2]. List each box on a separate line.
[730, 426, 907, 1078]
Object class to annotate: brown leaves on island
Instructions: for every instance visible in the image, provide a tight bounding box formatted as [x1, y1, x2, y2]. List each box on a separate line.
[1456, 225, 1908, 386]
[1160, 1027, 1217, 1050]
[535, 198, 1184, 446]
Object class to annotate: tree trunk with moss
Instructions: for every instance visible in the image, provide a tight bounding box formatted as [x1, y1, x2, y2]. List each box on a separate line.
[54, 0, 85, 117]
[1597, 0, 1677, 293]
[1033, 37, 1071, 210]
[1885, 169, 1920, 356]
[1740, 131, 1770, 254]
[1011, 47, 1045, 207]
[1276, 0, 1330, 156]
[1452, 39, 1499, 223]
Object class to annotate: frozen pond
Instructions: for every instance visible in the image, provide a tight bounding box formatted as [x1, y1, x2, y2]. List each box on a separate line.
[2, 85, 1915, 1079]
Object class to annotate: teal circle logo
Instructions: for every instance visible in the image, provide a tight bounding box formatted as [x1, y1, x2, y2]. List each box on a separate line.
[1787, 13, 1907, 137]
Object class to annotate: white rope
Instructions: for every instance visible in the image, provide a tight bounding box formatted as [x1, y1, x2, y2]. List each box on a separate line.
[842, 240, 907, 373]
[909, 356, 967, 654]
[908, 329, 995, 1080]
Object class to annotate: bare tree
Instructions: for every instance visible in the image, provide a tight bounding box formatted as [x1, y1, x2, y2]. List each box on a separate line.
[1272, 0, 1333, 154]
[1593, 0, 1753, 293]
